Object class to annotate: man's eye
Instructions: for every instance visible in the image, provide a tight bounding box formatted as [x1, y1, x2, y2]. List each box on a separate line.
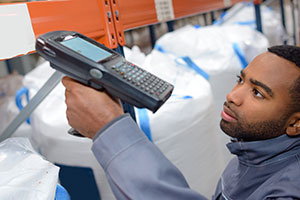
[253, 88, 264, 98]
[236, 75, 244, 84]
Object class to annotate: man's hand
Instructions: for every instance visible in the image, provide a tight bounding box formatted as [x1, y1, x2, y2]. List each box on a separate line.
[62, 76, 124, 139]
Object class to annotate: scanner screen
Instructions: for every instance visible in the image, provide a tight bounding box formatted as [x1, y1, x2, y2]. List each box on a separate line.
[60, 37, 112, 62]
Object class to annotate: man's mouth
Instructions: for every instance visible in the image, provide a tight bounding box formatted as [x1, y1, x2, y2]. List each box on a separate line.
[221, 103, 238, 122]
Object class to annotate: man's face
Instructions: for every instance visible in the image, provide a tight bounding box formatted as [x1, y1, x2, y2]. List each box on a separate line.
[220, 52, 300, 141]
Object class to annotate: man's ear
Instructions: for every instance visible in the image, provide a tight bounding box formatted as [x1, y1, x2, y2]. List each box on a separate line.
[286, 112, 300, 136]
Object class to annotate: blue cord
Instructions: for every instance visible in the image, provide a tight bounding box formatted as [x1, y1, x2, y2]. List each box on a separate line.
[137, 108, 153, 142]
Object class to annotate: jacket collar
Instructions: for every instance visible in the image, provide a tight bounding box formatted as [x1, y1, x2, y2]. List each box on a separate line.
[226, 134, 300, 165]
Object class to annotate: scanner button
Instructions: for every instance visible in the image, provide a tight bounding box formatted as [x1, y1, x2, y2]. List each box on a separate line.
[42, 46, 56, 57]
[89, 68, 103, 79]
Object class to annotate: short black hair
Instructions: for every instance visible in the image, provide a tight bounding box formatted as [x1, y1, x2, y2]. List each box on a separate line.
[268, 45, 300, 68]
[268, 45, 300, 112]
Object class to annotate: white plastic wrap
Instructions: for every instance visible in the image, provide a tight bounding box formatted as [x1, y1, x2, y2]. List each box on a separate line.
[123, 45, 146, 66]
[23, 62, 115, 200]
[134, 49, 225, 198]
[0, 137, 59, 200]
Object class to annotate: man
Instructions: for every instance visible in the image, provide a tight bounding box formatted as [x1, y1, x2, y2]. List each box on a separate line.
[62, 45, 300, 199]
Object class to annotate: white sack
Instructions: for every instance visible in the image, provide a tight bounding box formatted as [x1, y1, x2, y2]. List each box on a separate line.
[135, 49, 225, 198]
[23, 62, 115, 200]
[219, 2, 287, 46]
[0, 137, 59, 200]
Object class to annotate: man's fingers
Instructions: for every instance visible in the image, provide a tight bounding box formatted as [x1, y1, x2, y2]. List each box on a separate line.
[61, 76, 73, 88]
[62, 75, 121, 108]
[62, 76, 85, 90]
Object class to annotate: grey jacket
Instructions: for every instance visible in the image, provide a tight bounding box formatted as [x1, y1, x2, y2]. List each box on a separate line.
[92, 114, 300, 199]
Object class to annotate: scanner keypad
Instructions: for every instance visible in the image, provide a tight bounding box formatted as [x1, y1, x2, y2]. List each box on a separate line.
[112, 62, 170, 97]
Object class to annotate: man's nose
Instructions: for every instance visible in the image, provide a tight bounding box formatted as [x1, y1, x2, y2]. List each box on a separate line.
[226, 86, 244, 106]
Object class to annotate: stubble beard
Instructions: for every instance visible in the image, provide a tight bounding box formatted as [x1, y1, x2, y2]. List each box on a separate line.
[220, 115, 289, 141]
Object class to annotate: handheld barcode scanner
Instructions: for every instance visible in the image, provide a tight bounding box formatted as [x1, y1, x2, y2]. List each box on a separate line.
[35, 31, 174, 135]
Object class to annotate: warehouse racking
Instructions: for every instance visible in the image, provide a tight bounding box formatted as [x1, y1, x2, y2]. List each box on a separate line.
[0, 0, 272, 199]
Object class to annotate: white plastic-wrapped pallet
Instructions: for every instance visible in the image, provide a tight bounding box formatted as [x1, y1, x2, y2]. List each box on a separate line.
[155, 24, 269, 165]
[133, 49, 225, 198]
[23, 62, 115, 200]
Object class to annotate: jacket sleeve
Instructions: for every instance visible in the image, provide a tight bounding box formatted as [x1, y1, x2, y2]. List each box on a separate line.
[91, 114, 207, 200]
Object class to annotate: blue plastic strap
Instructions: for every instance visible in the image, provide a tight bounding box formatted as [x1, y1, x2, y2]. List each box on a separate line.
[137, 108, 153, 142]
[181, 56, 210, 80]
[232, 43, 248, 69]
[155, 46, 209, 80]
[154, 44, 166, 53]
[213, 11, 227, 25]
[15, 87, 30, 124]
[235, 20, 256, 26]
[55, 184, 70, 200]
[194, 24, 201, 29]
[172, 94, 193, 100]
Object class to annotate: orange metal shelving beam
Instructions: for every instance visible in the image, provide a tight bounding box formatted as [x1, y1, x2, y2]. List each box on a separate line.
[114, 0, 253, 46]
[118, 0, 158, 31]
[117, 0, 251, 31]
[27, 0, 118, 48]
[173, 0, 249, 18]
